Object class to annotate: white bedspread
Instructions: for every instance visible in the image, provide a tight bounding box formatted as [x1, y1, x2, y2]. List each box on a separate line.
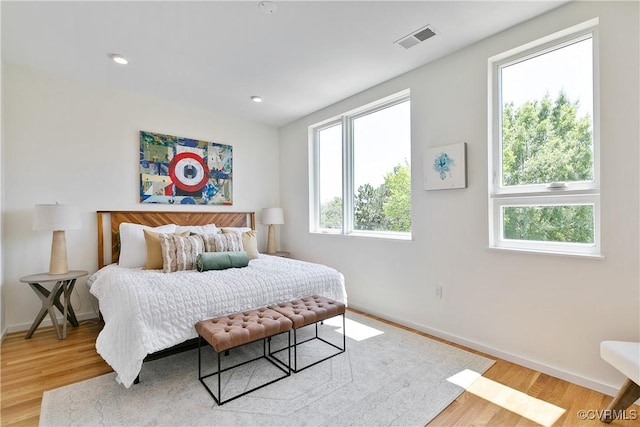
[88, 255, 347, 387]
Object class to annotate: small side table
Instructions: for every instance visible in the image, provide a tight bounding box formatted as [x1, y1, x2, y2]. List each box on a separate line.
[20, 270, 88, 339]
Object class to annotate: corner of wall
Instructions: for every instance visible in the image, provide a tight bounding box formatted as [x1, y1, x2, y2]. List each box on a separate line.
[0, 2, 6, 339]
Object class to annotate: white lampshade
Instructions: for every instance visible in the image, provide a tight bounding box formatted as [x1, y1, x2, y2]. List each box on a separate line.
[261, 207, 284, 225]
[33, 204, 81, 231]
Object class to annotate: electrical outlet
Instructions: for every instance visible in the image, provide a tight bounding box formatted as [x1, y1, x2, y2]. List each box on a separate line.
[435, 285, 442, 299]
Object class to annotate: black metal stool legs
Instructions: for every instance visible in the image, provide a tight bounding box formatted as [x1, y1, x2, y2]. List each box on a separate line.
[198, 332, 291, 405]
[270, 313, 346, 373]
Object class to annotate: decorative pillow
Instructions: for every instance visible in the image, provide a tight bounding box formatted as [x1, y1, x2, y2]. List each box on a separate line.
[175, 224, 220, 235]
[118, 223, 177, 268]
[196, 251, 250, 271]
[143, 230, 190, 270]
[219, 227, 258, 259]
[241, 230, 259, 260]
[159, 234, 205, 273]
[201, 233, 243, 253]
[221, 227, 252, 235]
[200, 233, 216, 252]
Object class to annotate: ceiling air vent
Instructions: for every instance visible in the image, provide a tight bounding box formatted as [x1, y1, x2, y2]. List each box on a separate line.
[395, 25, 437, 49]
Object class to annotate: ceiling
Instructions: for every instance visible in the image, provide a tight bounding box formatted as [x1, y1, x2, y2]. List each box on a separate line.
[1, 1, 567, 127]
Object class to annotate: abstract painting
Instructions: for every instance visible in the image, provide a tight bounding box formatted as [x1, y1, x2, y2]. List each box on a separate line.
[423, 142, 467, 190]
[139, 131, 233, 205]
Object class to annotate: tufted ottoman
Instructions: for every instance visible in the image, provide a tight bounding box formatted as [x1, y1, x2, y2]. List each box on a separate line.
[268, 295, 346, 372]
[196, 308, 292, 405]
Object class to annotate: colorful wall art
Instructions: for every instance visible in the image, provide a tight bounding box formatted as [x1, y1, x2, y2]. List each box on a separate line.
[423, 142, 467, 190]
[139, 131, 233, 205]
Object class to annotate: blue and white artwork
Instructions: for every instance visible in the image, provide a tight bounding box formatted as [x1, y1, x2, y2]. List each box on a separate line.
[424, 143, 467, 190]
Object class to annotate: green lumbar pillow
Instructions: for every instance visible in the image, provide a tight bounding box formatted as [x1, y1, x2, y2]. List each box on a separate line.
[196, 251, 250, 271]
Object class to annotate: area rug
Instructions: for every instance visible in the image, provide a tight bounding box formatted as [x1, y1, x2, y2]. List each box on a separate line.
[40, 312, 494, 426]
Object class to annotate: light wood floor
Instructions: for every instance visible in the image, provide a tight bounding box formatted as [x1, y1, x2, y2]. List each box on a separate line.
[1, 311, 637, 427]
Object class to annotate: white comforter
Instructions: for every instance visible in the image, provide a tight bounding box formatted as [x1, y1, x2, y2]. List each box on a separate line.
[88, 255, 347, 387]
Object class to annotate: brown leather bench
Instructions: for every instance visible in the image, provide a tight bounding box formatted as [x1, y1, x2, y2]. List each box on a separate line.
[268, 295, 346, 372]
[196, 307, 292, 405]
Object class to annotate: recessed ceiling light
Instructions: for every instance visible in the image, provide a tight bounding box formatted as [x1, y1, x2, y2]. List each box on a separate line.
[109, 54, 129, 65]
[258, 1, 277, 14]
[251, 96, 263, 103]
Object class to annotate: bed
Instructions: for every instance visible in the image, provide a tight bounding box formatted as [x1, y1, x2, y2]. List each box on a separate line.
[89, 210, 347, 388]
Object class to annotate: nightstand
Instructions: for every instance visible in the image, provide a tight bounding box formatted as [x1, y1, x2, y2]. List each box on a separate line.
[20, 270, 88, 339]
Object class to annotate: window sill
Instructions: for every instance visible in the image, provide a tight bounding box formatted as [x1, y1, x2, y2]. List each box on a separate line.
[488, 246, 605, 260]
[310, 230, 412, 242]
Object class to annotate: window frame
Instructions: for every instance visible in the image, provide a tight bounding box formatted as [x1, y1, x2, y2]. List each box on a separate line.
[309, 90, 411, 239]
[310, 119, 344, 234]
[488, 20, 601, 257]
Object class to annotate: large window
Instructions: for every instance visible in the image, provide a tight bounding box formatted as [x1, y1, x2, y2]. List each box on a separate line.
[311, 91, 411, 238]
[489, 21, 600, 256]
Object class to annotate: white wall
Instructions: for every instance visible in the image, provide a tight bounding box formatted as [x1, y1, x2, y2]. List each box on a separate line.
[279, 1, 639, 395]
[2, 65, 280, 332]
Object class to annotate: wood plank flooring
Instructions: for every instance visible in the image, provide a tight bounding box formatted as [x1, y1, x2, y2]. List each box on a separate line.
[1, 311, 638, 426]
[1, 320, 111, 426]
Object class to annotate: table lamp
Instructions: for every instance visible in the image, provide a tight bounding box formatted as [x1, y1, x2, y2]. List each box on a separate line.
[261, 207, 284, 254]
[33, 203, 81, 275]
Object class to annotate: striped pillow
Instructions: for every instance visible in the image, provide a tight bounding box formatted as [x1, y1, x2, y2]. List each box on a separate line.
[159, 234, 205, 273]
[200, 233, 243, 253]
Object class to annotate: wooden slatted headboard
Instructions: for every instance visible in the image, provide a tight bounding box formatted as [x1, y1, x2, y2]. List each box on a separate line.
[97, 210, 256, 268]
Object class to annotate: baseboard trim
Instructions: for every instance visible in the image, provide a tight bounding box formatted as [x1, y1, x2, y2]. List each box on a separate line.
[348, 303, 624, 400]
[4, 310, 99, 335]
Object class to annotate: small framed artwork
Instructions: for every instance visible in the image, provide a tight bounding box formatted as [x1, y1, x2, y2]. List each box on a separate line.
[423, 142, 467, 190]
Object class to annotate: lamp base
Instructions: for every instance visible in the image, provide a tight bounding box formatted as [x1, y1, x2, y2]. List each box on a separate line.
[49, 230, 70, 275]
[267, 224, 277, 254]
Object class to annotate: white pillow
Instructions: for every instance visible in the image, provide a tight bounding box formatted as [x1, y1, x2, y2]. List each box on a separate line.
[175, 224, 220, 234]
[119, 223, 176, 268]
